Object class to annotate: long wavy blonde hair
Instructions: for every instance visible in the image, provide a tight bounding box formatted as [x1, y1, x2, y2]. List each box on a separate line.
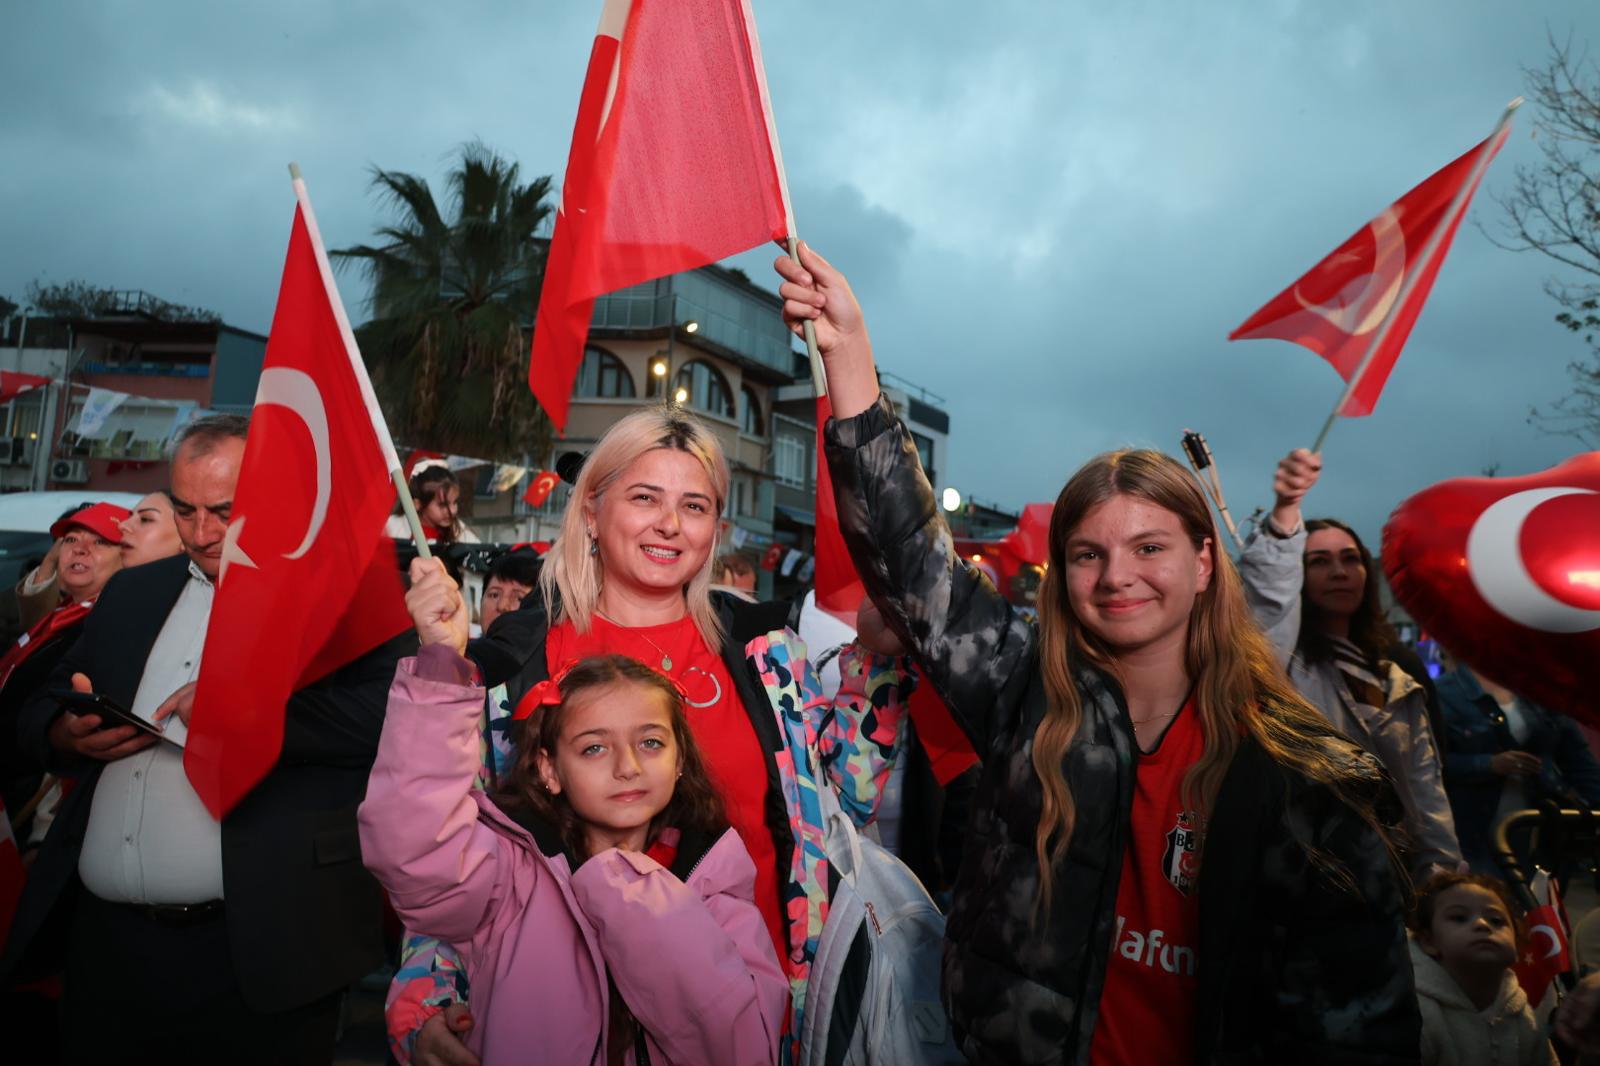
[1030, 449, 1398, 907]
[538, 405, 729, 650]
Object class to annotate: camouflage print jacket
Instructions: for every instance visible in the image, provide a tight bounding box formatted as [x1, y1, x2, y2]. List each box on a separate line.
[824, 393, 1421, 1066]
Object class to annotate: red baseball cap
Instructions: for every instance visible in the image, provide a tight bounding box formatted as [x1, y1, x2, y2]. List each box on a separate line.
[51, 502, 132, 544]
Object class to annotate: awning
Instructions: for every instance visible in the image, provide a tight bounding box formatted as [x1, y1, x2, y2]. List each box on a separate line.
[774, 503, 815, 526]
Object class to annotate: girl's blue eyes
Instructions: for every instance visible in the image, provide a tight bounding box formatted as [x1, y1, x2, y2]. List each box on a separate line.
[580, 738, 667, 756]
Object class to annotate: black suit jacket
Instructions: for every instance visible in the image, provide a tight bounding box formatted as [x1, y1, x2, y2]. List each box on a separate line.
[3, 553, 415, 1012]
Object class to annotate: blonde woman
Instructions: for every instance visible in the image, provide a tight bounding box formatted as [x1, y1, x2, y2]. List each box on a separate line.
[780, 243, 1418, 1064]
[383, 406, 911, 1066]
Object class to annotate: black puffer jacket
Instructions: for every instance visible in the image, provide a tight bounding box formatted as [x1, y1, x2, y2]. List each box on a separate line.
[825, 393, 1420, 1065]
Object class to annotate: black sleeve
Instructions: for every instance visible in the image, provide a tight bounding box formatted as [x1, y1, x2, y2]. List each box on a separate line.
[15, 624, 98, 777]
[824, 392, 1036, 757]
[1266, 767, 1421, 1063]
[277, 629, 417, 767]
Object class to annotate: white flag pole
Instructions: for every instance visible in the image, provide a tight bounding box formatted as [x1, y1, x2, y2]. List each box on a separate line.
[287, 162, 432, 561]
[738, 0, 828, 399]
[1309, 97, 1522, 455]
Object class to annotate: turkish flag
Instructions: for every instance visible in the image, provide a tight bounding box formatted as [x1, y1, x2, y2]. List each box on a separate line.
[0, 371, 50, 405]
[529, 0, 794, 431]
[1512, 869, 1572, 1009]
[760, 542, 784, 572]
[185, 189, 412, 819]
[1230, 121, 1511, 416]
[523, 469, 560, 508]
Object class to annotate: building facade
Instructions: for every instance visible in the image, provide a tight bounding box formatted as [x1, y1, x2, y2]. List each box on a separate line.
[0, 293, 266, 496]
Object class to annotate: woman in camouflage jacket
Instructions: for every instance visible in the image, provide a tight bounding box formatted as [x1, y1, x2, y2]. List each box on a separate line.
[777, 242, 1421, 1065]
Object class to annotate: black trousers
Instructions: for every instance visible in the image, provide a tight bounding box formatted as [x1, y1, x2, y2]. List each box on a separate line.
[61, 892, 343, 1066]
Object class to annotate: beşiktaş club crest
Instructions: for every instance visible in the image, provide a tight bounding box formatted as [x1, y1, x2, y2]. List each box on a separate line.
[1162, 811, 1200, 896]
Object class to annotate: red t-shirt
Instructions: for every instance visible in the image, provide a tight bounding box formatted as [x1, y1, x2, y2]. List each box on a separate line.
[1089, 696, 1204, 1066]
[545, 614, 785, 957]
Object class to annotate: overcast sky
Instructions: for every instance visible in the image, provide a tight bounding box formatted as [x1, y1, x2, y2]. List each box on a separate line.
[4, 1, 1596, 547]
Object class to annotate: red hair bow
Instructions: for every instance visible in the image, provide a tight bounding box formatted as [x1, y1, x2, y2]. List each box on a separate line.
[511, 660, 578, 721]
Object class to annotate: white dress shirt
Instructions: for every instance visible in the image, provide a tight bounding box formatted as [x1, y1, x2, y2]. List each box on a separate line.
[79, 561, 224, 904]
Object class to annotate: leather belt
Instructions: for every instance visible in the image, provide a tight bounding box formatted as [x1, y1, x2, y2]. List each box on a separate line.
[117, 899, 226, 927]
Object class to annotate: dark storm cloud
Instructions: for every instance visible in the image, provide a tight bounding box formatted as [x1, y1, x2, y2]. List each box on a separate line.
[3, 0, 1596, 547]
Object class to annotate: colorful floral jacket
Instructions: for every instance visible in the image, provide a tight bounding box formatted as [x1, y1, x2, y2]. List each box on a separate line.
[383, 593, 910, 1063]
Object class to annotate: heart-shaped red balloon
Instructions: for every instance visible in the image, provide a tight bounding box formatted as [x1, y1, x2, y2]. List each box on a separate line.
[1382, 452, 1600, 726]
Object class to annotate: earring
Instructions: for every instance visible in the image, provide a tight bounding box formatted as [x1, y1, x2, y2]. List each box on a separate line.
[589, 538, 599, 556]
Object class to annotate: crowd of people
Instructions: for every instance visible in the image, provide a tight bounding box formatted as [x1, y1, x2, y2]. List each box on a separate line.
[0, 245, 1596, 1065]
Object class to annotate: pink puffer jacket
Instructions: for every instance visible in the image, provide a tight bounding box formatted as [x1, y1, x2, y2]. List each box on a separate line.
[359, 649, 787, 1065]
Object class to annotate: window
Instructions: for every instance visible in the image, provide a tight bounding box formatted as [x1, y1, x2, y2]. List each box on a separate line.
[774, 434, 807, 488]
[911, 430, 937, 489]
[574, 346, 636, 398]
[673, 360, 734, 419]
[740, 385, 764, 436]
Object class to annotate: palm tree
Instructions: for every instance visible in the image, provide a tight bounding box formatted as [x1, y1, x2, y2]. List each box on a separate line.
[335, 141, 554, 459]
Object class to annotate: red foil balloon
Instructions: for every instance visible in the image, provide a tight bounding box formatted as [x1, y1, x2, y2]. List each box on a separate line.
[1382, 452, 1600, 726]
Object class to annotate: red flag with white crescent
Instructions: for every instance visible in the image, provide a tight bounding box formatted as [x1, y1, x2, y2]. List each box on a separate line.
[523, 469, 561, 508]
[1230, 122, 1511, 417]
[1514, 872, 1572, 1008]
[529, 0, 794, 431]
[185, 184, 411, 819]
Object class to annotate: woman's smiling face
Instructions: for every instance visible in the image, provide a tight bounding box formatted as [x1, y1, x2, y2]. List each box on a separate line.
[588, 448, 719, 600]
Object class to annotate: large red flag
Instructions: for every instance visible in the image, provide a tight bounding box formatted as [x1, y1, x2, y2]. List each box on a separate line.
[530, 0, 794, 430]
[1230, 114, 1513, 417]
[185, 177, 411, 818]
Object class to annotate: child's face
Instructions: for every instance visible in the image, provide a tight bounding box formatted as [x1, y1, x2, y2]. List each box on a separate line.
[536, 681, 680, 851]
[1421, 884, 1519, 971]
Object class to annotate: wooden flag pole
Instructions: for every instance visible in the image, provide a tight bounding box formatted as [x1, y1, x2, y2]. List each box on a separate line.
[788, 237, 828, 398]
[288, 161, 431, 562]
[1308, 97, 1522, 455]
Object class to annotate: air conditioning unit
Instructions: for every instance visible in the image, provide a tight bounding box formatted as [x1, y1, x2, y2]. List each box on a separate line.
[51, 458, 90, 485]
[0, 438, 34, 466]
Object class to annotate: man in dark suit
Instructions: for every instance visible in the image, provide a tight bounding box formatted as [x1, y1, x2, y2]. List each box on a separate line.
[2, 414, 413, 1065]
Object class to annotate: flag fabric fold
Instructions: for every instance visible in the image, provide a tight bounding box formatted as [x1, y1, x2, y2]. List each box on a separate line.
[1230, 121, 1511, 417]
[529, 0, 795, 430]
[185, 186, 411, 819]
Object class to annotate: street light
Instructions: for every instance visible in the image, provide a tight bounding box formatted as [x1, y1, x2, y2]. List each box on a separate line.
[657, 306, 701, 400]
[674, 386, 689, 404]
[941, 487, 962, 512]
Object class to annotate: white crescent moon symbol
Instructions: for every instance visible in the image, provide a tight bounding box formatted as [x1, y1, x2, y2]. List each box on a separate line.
[254, 367, 330, 561]
[1466, 487, 1600, 634]
[1294, 207, 1407, 335]
[1531, 923, 1563, 960]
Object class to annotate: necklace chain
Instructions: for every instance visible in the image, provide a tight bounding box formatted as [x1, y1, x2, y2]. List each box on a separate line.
[596, 609, 677, 672]
[1131, 708, 1180, 730]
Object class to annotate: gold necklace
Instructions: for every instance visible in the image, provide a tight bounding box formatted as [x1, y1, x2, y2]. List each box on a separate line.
[596, 609, 679, 672]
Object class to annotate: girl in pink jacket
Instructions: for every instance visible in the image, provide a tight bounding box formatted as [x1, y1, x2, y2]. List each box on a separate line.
[360, 645, 788, 1066]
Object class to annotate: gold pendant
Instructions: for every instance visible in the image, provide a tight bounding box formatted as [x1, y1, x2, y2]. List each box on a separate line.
[661, 655, 672, 671]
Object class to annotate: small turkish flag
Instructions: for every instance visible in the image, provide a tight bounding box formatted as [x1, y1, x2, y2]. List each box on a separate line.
[523, 470, 560, 508]
[185, 180, 412, 819]
[1230, 115, 1512, 417]
[760, 543, 784, 572]
[1513, 873, 1572, 1008]
[528, 0, 794, 431]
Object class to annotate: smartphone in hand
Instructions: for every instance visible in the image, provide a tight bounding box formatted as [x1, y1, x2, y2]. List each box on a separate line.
[56, 690, 180, 747]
